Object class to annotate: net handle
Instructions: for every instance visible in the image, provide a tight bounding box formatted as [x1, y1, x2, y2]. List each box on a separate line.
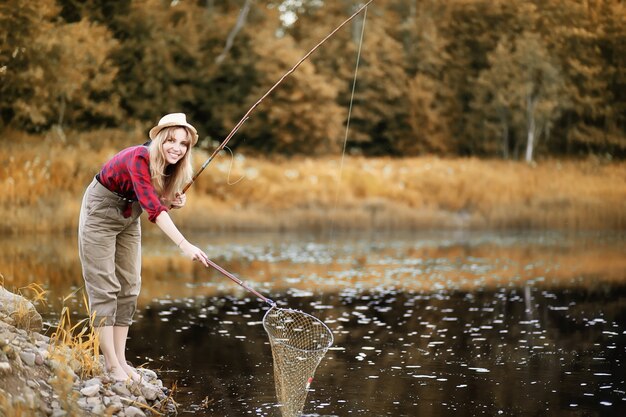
[206, 258, 275, 306]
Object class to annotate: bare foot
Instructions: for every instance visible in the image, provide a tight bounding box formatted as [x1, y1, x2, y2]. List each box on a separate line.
[121, 363, 141, 382]
[108, 366, 130, 382]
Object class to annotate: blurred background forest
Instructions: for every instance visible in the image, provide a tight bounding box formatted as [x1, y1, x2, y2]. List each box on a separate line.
[2, 0, 625, 159]
[1, 0, 625, 234]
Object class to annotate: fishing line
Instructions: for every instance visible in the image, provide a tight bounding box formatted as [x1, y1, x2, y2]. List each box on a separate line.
[329, 6, 368, 241]
[322, 5, 368, 318]
[182, 5, 373, 415]
[181, 1, 374, 194]
[223, 145, 246, 186]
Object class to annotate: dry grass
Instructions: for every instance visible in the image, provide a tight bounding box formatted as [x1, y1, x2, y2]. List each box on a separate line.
[13, 283, 47, 330]
[48, 290, 103, 380]
[0, 274, 47, 330]
[1, 129, 625, 233]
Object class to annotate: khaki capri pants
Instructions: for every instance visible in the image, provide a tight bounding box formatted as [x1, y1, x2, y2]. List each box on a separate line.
[78, 177, 143, 327]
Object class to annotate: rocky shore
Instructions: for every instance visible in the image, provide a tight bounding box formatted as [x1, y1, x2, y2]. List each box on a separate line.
[0, 287, 177, 416]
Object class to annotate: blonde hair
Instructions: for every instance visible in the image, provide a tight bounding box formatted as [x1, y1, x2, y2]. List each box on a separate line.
[148, 126, 194, 202]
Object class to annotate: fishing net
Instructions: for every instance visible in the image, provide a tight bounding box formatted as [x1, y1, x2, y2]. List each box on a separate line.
[263, 306, 334, 417]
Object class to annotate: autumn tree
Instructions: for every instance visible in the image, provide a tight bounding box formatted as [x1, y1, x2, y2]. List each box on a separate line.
[440, 0, 536, 154]
[281, 1, 375, 154]
[1, 0, 624, 157]
[0, 0, 59, 130]
[399, 0, 454, 154]
[534, 0, 621, 156]
[38, 20, 121, 131]
[470, 37, 517, 158]
[108, 0, 209, 129]
[0, 0, 119, 132]
[236, 6, 345, 155]
[599, 0, 626, 156]
[471, 32, 567, 162]
[190, 1, 266, 149]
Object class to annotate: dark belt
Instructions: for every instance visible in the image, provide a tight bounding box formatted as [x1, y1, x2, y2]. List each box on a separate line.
[95, 174, 137, 203]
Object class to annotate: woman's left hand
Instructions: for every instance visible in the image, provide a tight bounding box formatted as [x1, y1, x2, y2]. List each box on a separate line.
[171, 193, 186, 209]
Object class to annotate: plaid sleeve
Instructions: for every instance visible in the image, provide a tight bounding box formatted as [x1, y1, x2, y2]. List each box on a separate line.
[127, 147, 168, 222]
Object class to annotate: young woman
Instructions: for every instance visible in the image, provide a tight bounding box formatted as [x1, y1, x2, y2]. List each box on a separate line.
[78, 113, 210, 382]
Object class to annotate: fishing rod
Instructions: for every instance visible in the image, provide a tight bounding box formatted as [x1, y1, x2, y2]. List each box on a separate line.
[206, 258, 275, 306]
[181, 0, 375, 194]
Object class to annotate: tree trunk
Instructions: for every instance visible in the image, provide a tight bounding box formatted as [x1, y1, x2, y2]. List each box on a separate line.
[351, 13, 365, 44]
[525, 96, 536, 163]
[497, 107, 509, 159]
[501, 122, 509, 159]
[56, 95, 67, 143]
[215, 0, 253, 65]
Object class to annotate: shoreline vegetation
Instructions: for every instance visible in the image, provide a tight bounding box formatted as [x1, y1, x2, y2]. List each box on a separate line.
[1, 129, 625, 235]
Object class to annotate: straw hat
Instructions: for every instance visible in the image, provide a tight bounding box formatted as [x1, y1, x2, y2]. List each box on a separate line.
[149, 113, 198, 146]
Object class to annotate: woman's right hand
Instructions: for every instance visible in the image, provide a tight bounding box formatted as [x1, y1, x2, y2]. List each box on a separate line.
[179, 240, 210, 267]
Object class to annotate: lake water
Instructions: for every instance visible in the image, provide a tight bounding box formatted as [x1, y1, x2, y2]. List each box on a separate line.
[2, 230, 625, 416]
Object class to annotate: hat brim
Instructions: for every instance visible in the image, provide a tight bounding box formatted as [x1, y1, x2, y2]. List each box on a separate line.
[149, 122, 198, 146]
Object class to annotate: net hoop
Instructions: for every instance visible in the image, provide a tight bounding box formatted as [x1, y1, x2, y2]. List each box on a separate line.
[263, 306, 334, 353]
[263, 306, 334, 417]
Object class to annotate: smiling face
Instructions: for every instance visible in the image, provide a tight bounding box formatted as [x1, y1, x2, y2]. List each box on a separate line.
[162, 127, 190, 165]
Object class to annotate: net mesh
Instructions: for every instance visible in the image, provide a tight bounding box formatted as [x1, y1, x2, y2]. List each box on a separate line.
[263, 306, 334, 417]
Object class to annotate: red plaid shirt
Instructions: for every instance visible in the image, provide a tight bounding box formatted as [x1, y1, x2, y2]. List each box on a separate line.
[98, 145, 168, 222]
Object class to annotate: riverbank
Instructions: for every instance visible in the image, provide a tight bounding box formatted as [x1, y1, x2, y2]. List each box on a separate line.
[0, 287, 176, 416]
[1, 129, 625, 234]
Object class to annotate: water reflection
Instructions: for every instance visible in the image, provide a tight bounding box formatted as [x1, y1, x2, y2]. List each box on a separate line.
[2, 230, 625, 310]
[1, 230, 625, 415]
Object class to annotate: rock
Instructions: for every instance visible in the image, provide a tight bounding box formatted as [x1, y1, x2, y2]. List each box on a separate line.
[34, 353, 44, 365]
[20, 350, 37, 366]
[39, 402, 53, 415]
[0, 314, 177, 416]
[46, 358, 62, 372]
[51, 409, 67, 417]
[137, 368, 158, 380]
[4, 344, 16, 360]
[125, 405, 147, 417]
[83, 377, 102, 387]
[111, 382, 132, 397]
[105, 403, 123, 414]
[0, 361, 11, 374]
[86, 396, 102, 406]
[37, 348, 49, 361]
[0, 287, 43, 332]
[140, 383, 160, 401]
[77, 397, 89, 409]
[80, 384, 100, 397]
